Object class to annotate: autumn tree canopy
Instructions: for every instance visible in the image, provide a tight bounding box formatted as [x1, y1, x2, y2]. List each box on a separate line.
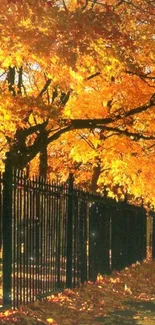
[0, 0, 155, 205]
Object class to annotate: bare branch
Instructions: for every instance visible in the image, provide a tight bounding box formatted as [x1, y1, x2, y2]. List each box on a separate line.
[86, 72, 101, 80]
[102, 126, 155, 141]
[78, 133, 96, 150]
[37, 78, 52, 98]
[126, 70, 155, 80]
[61, 0, 68, 11]
[0, 71, 7, 79]
[125, 70, 155, 88]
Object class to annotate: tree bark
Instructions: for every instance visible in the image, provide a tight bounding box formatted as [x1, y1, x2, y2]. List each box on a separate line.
[39, 131, 48, 178]
[7, 66, 16, 96]
[4, 92, 155, 174]
[90, 161, 101, 193]
[17, 67, 23, 94]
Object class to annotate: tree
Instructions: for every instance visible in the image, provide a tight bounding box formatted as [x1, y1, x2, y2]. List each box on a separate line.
[0, 0, 155, 205]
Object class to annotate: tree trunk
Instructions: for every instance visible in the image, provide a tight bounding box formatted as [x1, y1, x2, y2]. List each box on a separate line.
[7, 66, 16, 96]
[39, 132, 48, 178]
[17, 67, 23, 94]
[90, 162, 101, 193]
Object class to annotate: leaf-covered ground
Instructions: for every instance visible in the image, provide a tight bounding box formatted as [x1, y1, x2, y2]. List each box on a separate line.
[1, 260, 155, 325]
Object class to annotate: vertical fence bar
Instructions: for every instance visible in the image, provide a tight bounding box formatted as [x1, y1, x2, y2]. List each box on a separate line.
[19, 171, 23, 305]
[79, 198, 88, 284]
[35, 181, 40, 296]
[42, 177, 46, 294]
[12, 169, 16, 308]
[51, 181, 55, 289]
[26, 177, 29, 304]
[89, 202, 97, 281]
[142, 207, 147, 260]
[16, 170, 20, 306]
[29, 178, 33, 302]
[53, 182, 57, 289]
[0, 172, 3, 306]
[152, 213, 155, 259]
[66, 173, 74, 288]
[3, 154, 13, 307]
[0, 172, 2, 254]
[32, 177, 35, 301]
[46, 180, 50, 293]
[56, 186, 61, 288]
[73, 193, 79, 286]
[23, 172, 27, 305]
[62, 184, 67, 288]
[125, 210, 133, 267]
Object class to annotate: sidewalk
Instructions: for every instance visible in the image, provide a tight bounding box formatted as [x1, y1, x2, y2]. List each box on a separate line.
[95, 300, 155, 324]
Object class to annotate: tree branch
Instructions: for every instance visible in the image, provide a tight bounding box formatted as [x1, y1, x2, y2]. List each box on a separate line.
[78, 133, 96, 150]
[126, 70, 155, 80]
[16, 121, 49, 139]
[47, 125, 72, 144]
[7, 94, 155, 169]
[37, 78, 52, 98]
[61, 0, 68, 11]
[102, 126, 155, 141]
[86, 72, 101, 80]
[61, 93, 155, 129]
[124, 93, 155, 117]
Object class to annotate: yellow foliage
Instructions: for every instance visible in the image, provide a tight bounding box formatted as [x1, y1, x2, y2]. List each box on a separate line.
[0, 0, 154, 206]
[47, 318, 56, 324]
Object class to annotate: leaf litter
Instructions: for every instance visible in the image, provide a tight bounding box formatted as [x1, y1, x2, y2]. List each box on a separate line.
[1, 260, 155, 324]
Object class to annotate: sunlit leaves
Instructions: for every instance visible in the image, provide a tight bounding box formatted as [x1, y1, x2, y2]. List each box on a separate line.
[0, 0, 155, 206]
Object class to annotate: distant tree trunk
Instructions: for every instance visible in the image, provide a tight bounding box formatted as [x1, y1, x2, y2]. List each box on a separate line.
[90, 161, 101, 193]
[7, 66, 16, 96]
[17, 67, 23, 94]
[39, 131, 48, 178]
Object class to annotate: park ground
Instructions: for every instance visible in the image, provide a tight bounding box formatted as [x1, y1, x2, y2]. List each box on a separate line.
[1, 260, 155, 325]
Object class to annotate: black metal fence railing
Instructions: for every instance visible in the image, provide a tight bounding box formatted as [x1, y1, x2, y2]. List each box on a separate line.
[0, 162, 147, 309]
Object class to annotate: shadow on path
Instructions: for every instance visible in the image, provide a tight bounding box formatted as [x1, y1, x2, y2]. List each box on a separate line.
[95, 300, 155, 325]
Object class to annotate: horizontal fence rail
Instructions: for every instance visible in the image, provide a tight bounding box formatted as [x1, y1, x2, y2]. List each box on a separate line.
[0, 162, 147, 309]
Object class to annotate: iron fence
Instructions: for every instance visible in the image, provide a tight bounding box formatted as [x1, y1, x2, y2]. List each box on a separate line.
[0, 160, 147, 309]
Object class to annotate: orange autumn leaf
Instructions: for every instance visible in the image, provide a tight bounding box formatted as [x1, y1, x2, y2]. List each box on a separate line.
[0, 0, 154, 207]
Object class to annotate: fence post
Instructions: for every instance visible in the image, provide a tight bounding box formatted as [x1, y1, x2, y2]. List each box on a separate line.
[3, 153, 13, 307]
[66, 173, 74, 288]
